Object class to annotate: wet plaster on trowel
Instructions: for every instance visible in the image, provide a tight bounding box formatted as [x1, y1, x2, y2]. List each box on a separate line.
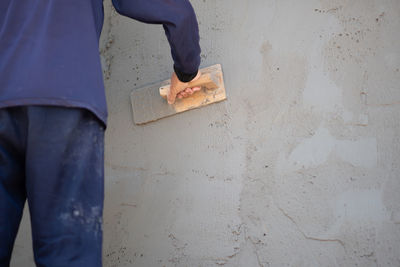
[11, 0, 400, 266]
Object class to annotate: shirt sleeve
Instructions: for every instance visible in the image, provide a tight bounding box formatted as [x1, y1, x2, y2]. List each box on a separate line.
[111, 0, 201, 82]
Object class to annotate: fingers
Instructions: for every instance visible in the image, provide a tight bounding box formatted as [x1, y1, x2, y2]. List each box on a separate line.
[168, 71, 202, 105]
[176, 86, 202, 99]
[177, 90, 188, 99]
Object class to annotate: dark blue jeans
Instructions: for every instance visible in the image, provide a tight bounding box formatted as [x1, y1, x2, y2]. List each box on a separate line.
[0, 106, 105, 267]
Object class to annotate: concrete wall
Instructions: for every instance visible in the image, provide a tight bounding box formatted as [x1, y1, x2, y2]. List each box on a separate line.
[12, 0, 400, 266]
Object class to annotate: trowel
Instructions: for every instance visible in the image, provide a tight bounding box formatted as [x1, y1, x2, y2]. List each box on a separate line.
[130, 64, 226, 125]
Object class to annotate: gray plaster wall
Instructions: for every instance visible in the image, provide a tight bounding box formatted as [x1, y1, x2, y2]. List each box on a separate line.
[11, 0, 400, 266]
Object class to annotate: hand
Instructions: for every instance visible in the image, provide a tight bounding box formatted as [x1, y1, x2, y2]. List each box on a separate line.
[167, 71, 201, 104]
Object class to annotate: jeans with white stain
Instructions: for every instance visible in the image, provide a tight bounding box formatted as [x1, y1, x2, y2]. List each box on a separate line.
[0, 106, 104, 267]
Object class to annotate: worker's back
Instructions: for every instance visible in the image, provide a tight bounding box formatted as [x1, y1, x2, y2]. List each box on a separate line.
[0, 0, 107, 124]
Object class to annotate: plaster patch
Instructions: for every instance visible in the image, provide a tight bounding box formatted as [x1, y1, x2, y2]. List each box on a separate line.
[335, 138, 377, 168]
[285, 127, 377, 171]
[288, 127, 336, 170]
[333, 190, 390, 222]
[303, 65, 343, 112]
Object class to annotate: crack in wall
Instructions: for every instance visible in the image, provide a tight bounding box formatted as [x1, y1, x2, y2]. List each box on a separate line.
[167, 233, 188, 266]
[214, 222, 267, 267]
[244, 226, 266, 267]
[275, 201, 346, 251]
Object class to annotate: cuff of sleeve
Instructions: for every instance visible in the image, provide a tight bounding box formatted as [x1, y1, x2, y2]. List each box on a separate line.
[174, 65, 198, 83]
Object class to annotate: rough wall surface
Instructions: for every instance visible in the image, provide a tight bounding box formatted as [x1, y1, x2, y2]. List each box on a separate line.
[12, 0, 400, 266]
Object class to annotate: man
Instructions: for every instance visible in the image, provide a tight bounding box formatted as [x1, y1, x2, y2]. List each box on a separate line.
[0, 0, 201, 266]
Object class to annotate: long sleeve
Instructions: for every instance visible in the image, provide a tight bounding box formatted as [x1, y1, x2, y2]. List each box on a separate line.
[112, 0, 201, 82]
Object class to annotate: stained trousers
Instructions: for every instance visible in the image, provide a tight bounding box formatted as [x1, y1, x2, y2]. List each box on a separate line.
[0, 106, 105, 267]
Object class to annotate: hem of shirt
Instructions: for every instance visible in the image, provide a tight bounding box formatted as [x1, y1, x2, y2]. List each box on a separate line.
[0, 97, 107, 128]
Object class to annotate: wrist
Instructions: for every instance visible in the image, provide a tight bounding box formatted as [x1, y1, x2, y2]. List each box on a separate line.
[174, 65, 198, 83]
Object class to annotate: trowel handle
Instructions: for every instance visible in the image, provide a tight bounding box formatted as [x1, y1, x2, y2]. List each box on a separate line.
[159, 72, 219, 99]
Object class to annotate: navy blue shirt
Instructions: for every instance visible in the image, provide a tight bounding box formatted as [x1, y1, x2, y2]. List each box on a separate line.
[0, 0, 200, 126]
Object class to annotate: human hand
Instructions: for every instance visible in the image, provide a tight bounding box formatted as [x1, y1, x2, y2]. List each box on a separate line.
[167, 71, 201, 104]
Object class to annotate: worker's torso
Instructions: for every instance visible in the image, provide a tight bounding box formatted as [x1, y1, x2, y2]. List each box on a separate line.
[0, 0, 107, 124]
